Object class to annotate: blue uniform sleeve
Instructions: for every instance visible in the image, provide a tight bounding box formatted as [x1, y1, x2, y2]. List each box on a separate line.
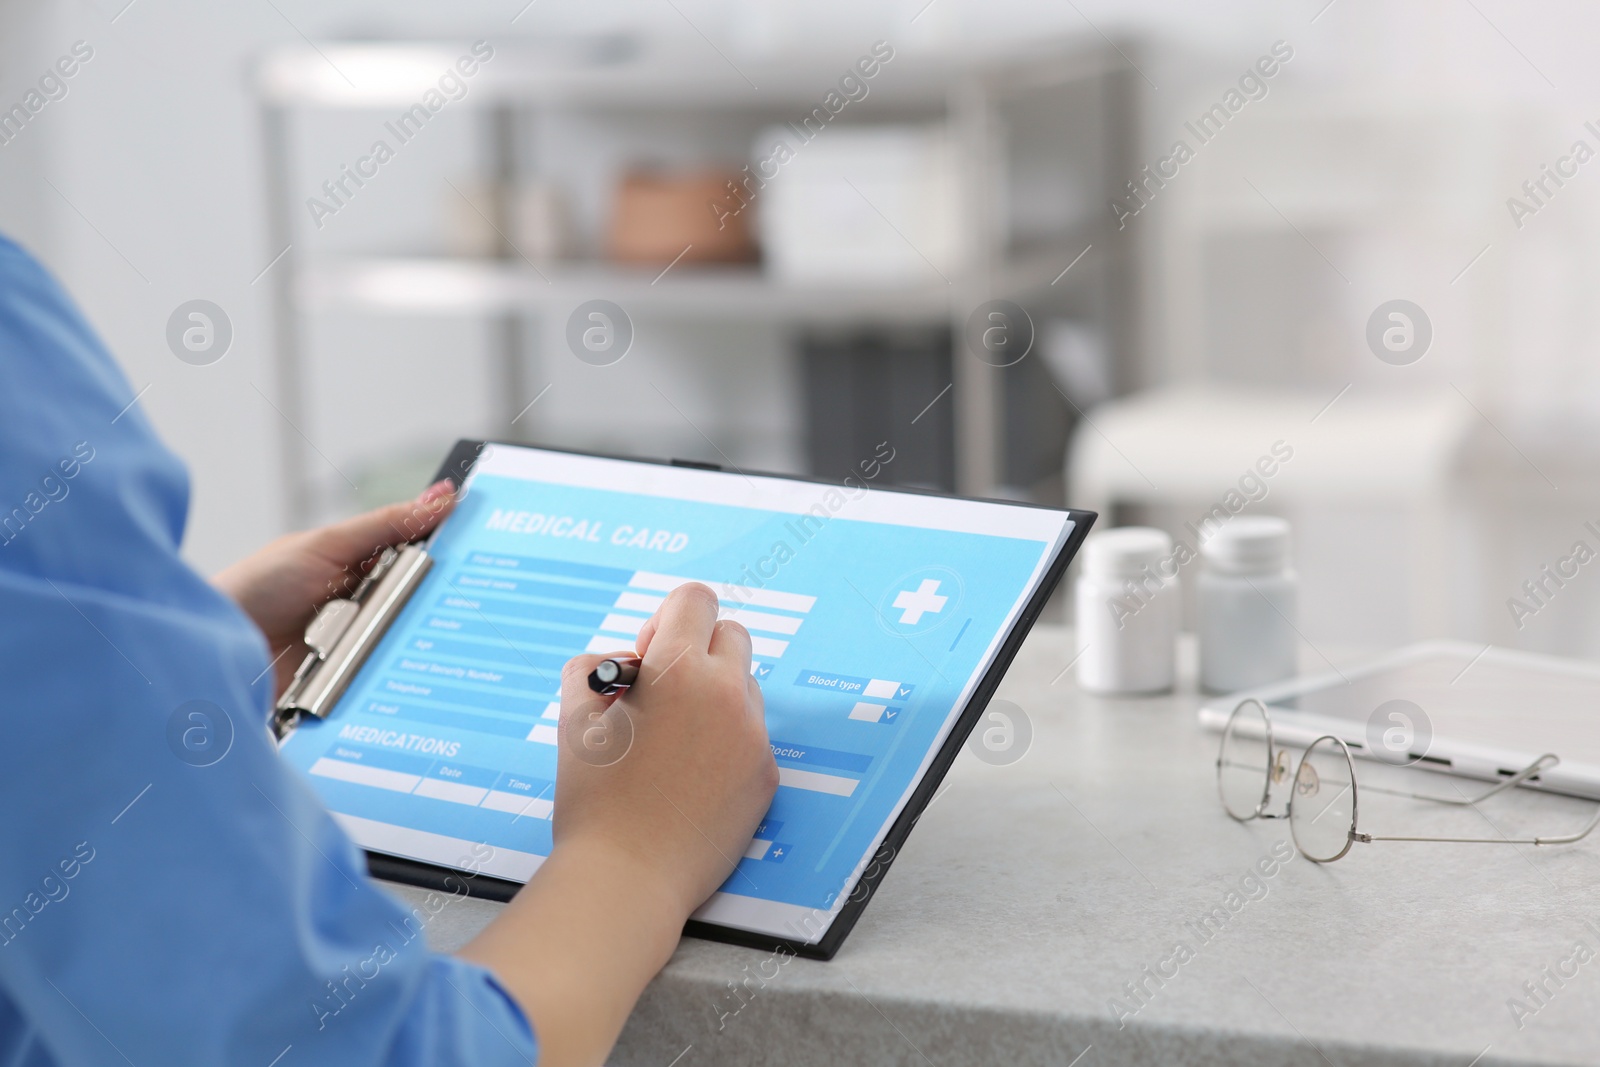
[0, 235, 537, 1066]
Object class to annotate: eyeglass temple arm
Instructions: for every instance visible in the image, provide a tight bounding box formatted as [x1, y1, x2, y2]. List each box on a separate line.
[1361, 753, 1560, 807]
[1359, 797, 1600, 847]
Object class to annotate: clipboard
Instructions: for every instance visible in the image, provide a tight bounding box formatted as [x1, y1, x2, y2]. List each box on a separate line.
[274, 439, 1093, 959]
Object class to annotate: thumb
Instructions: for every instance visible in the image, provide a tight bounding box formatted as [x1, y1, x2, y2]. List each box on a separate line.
[314, 479, 456, 567]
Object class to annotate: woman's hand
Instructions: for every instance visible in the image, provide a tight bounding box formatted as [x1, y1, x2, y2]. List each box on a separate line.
[554, 581, 779, 915]
[459, 583, 778, 1067]
[212, 480, 456, 695]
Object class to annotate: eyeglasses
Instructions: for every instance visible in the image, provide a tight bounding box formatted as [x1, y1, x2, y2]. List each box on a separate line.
[1216, 698, 1600, 863]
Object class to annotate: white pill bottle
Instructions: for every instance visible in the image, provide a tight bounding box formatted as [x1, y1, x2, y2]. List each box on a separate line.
[1196, 516, 1298, 693]
[1075, 527, 1179, 694]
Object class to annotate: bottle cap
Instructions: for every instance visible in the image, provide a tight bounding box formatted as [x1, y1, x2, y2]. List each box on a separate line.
[1082, 526, 1173, 580]
[1200, 516, 1290, 575]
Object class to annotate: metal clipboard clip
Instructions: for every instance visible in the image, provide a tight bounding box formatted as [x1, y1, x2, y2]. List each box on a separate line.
[272, 543, 434, 741]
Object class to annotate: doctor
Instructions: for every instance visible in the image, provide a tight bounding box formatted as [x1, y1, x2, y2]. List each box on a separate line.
[0, 233, 778, 1067]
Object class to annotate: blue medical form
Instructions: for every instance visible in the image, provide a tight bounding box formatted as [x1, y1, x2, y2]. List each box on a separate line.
[278, 444, 1076, 947]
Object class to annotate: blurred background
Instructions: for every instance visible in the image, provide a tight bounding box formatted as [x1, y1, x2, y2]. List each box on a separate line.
[5, 0, 1600, 656]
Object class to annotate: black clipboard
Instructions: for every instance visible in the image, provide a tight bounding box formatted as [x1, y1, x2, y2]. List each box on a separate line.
[284, 438, 1095, 960]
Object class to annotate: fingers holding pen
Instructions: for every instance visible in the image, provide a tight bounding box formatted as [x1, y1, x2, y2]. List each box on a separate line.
[627, 583, 721, 689]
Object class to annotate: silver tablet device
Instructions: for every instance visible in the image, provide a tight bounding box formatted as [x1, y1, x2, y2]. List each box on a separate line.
[1197, 640, 1600, 801]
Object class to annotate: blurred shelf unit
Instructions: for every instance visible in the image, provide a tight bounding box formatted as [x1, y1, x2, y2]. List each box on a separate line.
[255, 35, 1143, 525]
[297, 238, 1103, 322]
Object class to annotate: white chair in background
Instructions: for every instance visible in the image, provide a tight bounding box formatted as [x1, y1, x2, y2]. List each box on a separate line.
[1066, 385, 1475, 639]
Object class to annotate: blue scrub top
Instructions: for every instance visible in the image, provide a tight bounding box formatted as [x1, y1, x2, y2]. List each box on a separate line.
[0, 235, 537, 1065]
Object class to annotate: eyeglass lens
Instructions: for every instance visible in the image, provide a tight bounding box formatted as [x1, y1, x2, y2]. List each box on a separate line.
[1218, 700, 1272, 821]
[1289, 736, 1358, 862]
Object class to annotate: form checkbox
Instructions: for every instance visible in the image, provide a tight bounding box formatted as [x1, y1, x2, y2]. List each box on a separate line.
[849, 701, 885, 723]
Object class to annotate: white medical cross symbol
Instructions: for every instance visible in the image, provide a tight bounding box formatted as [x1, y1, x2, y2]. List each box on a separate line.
[892, 579, 948, 625]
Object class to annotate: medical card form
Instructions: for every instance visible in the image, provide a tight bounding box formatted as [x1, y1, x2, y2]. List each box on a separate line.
[278, 444, 1079, 948]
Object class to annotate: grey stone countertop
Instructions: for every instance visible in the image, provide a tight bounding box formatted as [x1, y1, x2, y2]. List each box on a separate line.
[387, 626, 1600, 1067]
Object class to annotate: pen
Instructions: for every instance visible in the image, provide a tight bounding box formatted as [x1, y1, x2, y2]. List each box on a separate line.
[587, 656, 641, 695]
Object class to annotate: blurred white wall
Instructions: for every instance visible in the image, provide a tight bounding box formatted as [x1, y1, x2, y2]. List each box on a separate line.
[6, 0, 1600, 656]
